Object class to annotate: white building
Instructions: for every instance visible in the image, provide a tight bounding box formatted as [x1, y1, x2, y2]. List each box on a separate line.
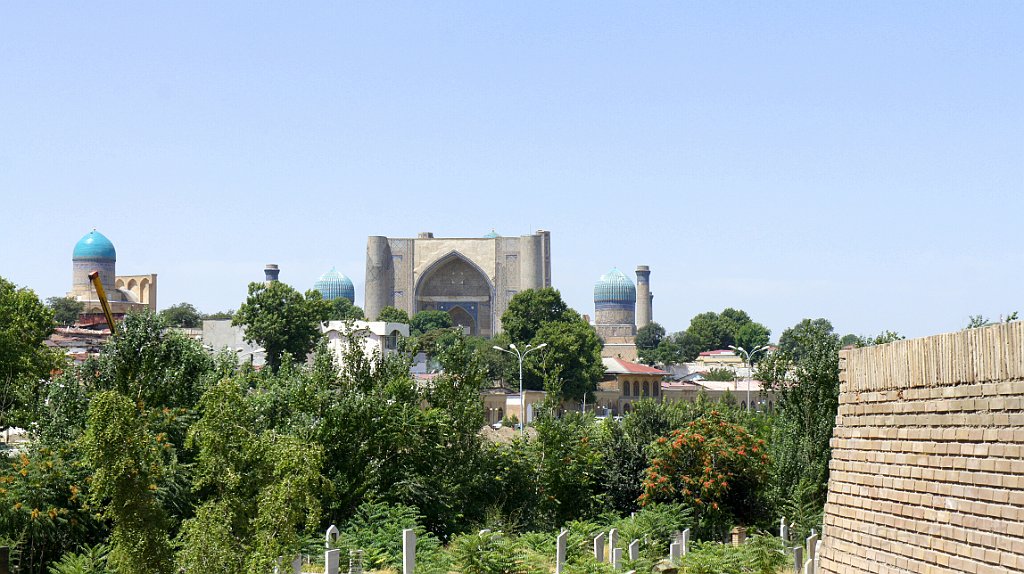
[322, 321, 409, 369]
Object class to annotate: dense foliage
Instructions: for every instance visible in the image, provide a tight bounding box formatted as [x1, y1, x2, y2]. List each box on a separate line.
[232, 280, 332, 372]
[0, 274, 852, 573]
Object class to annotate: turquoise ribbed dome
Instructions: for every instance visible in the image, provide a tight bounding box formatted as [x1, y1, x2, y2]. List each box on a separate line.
[483, 229, 500, 238]
[594, 268, 636, 304]
[73, 230, 116, 261]
[314, 267, 355, 302]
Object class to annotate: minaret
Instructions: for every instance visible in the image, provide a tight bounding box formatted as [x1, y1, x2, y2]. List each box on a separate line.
[364, 236, 394, 320]
[264, 264, 280, 284]
[636, 265, 652, 328]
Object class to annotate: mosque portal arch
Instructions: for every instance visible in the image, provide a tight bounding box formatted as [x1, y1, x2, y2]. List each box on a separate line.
[414, 251, 494, 337]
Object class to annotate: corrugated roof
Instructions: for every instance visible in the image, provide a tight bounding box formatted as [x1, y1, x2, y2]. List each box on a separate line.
[602, 357, 668, 375]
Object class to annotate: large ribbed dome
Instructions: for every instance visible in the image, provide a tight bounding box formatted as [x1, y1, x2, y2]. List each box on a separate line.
[594, 268, 636, 304]
[314, 267, 355, 302]
[73, 230, 116, 261]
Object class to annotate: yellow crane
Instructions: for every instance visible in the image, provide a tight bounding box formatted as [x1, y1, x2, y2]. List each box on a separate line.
[88, 271, 118, 336]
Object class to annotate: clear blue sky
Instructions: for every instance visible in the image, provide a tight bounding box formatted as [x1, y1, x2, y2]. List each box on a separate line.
[2, 2, 1021, 340]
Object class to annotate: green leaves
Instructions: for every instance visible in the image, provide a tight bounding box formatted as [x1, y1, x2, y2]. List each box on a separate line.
[232, 281, 331, 372]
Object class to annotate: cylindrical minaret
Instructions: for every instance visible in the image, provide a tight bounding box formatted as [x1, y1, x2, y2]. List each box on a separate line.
[519, 233, 544, 291]
[72, 230, 117, 296]
[635, 265, 652, 328]
[264, 264, 280, 284]
[364, 236, 394, 320]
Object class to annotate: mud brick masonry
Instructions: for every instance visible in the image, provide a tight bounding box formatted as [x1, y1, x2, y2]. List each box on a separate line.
[819, 322, 1024, 574]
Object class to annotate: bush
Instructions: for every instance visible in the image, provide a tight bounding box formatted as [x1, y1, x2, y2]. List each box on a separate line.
[333, 501, 445, 574]
[449, 531, 547, 574]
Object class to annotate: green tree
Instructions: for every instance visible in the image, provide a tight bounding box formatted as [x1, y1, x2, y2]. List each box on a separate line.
[500, 288, 570, 344]
[46, 296, 84, 327]
[777, 318, 834, 361]
[232, 281, 331, 372]
[500, 289, 603, 401]
[84, 391, 174, 574]
[756, 318, 841, 527]
[93, 310, 214, 408]
[0, 277, 60, 430]
[202, 309, 235, 320]
[677, 309, 770, 362]
[634, 322, 665, 351]
[411, 309, 453, 336]
[328, 297, 365, 320]
[377, 305, 410, 324]
[159, 302, 203, 328]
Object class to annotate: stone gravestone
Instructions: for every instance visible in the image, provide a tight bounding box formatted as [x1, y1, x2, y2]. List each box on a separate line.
[403, 528, 416, 574]
[805, 533, 818, 563]
[291, 555, 303, 574]
[792, 546, 803, 573]
[680, 528, 690, 556]
[594, 532, 606, 562]
[803, 558, 812, 574]
[609, 528, 619, 552]
[628, 539, 640, 561]
[348, 549, 364, 574]
[669, 542, 681, 562]
[325, 549, 341, 574]
[612, 548, 623, 570]
[326, 524, 340, 548]
[780, 517, 789, 542]
[813, 540, 822, 574]
[556, 530, 568, 574]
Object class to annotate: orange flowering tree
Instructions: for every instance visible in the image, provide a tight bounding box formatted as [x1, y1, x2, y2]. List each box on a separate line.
[639, 410, 770, 538]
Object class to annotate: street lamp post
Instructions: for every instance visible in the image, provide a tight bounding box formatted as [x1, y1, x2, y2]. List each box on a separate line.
[728, 344, 771, 412]
[493, 342, 547, 436]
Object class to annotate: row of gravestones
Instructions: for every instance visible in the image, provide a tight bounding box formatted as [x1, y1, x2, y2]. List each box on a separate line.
[779, 517, 823, 574]
[274, 525, 696, 574]
[273, 518, 827, 574]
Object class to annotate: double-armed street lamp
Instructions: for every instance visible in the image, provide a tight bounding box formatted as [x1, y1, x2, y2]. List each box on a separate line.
[728, 344, 771, 412]
[493, 342, 547, 436]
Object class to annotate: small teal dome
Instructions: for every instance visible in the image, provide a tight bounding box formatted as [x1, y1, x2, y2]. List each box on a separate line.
[73, 230, 116, 261]
[594, 268, 636, 307]
[314, 267, 355, 302]
[483, 229, 500, 238]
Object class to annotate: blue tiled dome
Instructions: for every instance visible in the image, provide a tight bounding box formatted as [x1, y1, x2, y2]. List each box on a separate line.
[73, 230, 116, 261]
[594, 268, 636, 304]
[314, 267, 355, 302]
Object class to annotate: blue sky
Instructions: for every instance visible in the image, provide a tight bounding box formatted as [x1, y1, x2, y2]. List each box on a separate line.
[2, 2, 1021, 340]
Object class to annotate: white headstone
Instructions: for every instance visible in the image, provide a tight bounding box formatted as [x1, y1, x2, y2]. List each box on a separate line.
[291, 555, 303, 574]
[793, 546, 803, 573]
[594, 532, 606, 562]
[813, 540, 822, 574]
[803, 558, 812, 574]
[479, 529, 491, 536]
[325, 549, 340, 574]
[612, 548, 623, 570]
[326, 525, 340, 549]
[609, 528, 619, 551]
[669, 542, 681, 562]
[806, 533, 819, 562]
[628, 539, 640, 561]
[556, 530, 569, 574]
[780, 517, 788, 541]
[681, 528, 690, 556]
[403, 529, 416, 574]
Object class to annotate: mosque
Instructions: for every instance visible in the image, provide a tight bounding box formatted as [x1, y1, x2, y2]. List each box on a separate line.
[67, 230, 157, 326]
[592, 265, 653, 360]
[362, 230, 552, 337]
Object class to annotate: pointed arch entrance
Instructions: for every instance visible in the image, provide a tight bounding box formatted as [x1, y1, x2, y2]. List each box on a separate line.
[414, 251, 494, 337]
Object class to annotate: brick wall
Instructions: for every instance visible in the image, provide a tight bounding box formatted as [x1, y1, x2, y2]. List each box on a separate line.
[819, 322, 1024, 574]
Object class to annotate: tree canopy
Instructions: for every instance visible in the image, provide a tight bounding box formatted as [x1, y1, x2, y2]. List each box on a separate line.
[377, 305, 410, 324]
[160, 302, 203, 328]
[328, 297, 365, 321]
[1, 277, 60, 429]
[46, 296, 84, 327]
[232, 281, 331, 372]
[410, 310, 453, 336]
[499, 288, 603, 401]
